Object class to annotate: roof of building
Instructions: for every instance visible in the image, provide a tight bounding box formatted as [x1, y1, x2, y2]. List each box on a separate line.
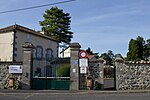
[60, 46, 70, 54]
[0, 24, 58, 42]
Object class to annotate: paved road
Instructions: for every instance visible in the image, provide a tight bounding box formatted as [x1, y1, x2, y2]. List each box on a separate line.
[0, 90, 150, 100]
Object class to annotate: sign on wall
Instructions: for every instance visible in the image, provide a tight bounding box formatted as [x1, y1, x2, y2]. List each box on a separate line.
[79, 58, 88, 67]
[80, 67, 87, 74]
[9, 65, 23, 74]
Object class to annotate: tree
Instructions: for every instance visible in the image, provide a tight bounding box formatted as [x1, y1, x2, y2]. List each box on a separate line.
[40, 7, 73, 44]
[100, 50, 115, 65]
[100, 53, 112, 65]
[143, 39, 150, 60]
[126, 36, 144, 61]
[107, 50, 114, 59]
[86, 47, 93, 55]
[147, 39, 150, 44]
[136, 36, 144, 59]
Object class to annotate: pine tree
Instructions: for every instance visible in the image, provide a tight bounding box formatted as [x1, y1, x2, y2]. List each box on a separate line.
[40, 7, 73, 44]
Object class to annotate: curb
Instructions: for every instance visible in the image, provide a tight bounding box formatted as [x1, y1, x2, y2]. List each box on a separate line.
[0, 89, 150, 94]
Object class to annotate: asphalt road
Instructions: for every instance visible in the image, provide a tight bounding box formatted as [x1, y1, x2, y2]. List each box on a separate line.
[0, 91, 150, 100]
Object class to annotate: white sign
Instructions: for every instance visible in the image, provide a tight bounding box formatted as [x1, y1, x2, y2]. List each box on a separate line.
[80, 67, 87, 74]
[73, 68, 76, 73]
[79, 58, 88, 67]
[9, 65, 23, 73]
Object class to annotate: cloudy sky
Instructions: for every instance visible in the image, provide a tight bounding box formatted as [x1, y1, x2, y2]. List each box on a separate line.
[0, 0, 150, 56]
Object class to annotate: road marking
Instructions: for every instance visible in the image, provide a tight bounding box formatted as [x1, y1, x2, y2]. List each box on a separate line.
[24, 94, 35, 99]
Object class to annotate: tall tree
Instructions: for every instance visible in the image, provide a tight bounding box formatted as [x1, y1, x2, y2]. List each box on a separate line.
[136, 36, 144, 59]
[126, 36, 144, 61]
[143, 39, 150, 60]
[40, 7, 73, 44]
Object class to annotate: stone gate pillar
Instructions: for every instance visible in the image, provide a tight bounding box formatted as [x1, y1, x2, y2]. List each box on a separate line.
[115, 57, 124, 90]
[70, 43, 81, 91]
[97, 58, 104, 89]
[22, 42, 34, 89]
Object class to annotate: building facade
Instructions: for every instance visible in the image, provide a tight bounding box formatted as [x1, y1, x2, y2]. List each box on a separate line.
[0, 24, 58, 62]
[59, 46, 71, 58]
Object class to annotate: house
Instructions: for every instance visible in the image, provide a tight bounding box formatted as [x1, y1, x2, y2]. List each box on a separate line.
[0, 24, 59, 62]
[59, 46, 71, 58]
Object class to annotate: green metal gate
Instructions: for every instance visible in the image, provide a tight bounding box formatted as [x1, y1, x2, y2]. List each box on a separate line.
[32, 77, 70, 90]
[32, 58, 70, 90]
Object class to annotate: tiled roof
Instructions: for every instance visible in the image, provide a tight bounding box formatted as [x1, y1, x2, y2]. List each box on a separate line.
[0, 24, 58, 42]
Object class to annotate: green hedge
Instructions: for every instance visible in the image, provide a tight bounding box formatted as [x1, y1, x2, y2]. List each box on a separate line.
[56, 64, 70, 77]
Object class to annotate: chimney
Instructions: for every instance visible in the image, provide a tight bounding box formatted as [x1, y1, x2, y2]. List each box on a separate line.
[40, 27, 47, 35]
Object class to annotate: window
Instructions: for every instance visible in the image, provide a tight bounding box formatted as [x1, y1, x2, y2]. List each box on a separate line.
[35, 46, 43, 60]
[46, 48, 53, 61]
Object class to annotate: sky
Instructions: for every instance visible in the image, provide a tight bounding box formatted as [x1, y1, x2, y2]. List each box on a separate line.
[0, 0, 150, 57]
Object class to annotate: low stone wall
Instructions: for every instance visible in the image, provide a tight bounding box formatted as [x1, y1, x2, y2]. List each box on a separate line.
[0, 62, 22, 89]
[116, 61, 150, 90]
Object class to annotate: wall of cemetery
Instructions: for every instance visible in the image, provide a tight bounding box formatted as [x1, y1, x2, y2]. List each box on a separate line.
[115, 60, 150, 90]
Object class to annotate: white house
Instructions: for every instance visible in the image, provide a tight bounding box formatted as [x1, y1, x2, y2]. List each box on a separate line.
[0, 24, 59, 62]
[59, 46, 71, 58]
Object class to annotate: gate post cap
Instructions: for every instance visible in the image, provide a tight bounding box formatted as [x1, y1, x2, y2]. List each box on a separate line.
[69, 43, 81, 48]
[115, 57, 124, 62]
[22, 42, 35, 48]
[98, 58, 105, 63]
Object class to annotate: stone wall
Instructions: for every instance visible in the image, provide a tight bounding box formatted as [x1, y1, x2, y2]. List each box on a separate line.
[116, 60, 150, 90]
[0, 62, 22, 89]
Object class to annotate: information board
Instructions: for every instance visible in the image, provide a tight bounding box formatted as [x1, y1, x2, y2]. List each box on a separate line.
[9, 65, 23, 74]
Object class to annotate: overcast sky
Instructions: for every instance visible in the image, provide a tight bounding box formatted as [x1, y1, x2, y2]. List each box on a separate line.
[0, 0, 150, 56]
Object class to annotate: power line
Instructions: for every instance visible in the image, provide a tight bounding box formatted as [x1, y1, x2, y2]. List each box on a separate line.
[0, 0, 76, 14]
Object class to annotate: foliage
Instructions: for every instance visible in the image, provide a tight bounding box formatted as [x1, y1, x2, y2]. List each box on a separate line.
[104, 67, 114, 78]
[100, 50, 114, 65]
[86, 47, 99, 58]
[40, 7, 73, 44]
[136, 36, 144, 59]
[56, 64, 70, 77]
[100, 53, 112, 65]
[143, 39, 150, 60]
[100, 50, 123, 65]
[126, 36, 144, 61]
[107, 50, 114, 59]
[126, 36, 150, 61]
[86, 47, 93, 55]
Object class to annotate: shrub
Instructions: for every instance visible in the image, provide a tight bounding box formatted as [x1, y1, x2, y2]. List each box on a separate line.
[56, 64, 70, 77]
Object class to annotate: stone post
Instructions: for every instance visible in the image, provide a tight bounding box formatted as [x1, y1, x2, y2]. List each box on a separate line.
[97, 58, 104, 89]
[22, 42, 34, 89]
[115, 57, 124, 90]
[70, 43, 81, 91]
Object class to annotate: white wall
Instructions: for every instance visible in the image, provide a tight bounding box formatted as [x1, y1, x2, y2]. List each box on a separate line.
[59, 47, 71, 58]
[0, 32, 14, 61]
